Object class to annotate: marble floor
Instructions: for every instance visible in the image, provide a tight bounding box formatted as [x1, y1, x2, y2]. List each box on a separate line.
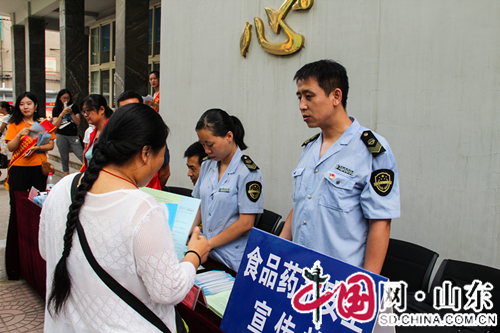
[0, 280, 44, 333]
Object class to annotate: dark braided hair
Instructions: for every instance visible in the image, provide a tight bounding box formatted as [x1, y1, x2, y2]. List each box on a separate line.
[47, 103, 169, 316]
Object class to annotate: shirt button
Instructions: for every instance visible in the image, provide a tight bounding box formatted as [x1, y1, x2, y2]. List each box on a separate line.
[209, 229, 212, 232]
[314, 169, 318, 173]
[336, 180, 340, 184]
[302, 221, 306, 225]
[307, 195, 311, 199]
[235, 246, 239, 249]
[208, 213, 211, 216]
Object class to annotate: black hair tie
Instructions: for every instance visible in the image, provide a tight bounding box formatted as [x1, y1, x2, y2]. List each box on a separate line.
[184, 250, 201, 267]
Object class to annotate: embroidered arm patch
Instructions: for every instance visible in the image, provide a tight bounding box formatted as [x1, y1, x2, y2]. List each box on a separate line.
[246, 181, 262, 202]
[370, 169, 394, 196]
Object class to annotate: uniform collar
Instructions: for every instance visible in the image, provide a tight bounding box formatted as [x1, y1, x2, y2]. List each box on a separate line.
[338, 116, 360, 146]
[209, 146, 242, 176]
[317, 116, 359, 146]
[226, 146, 243, 175]
[314, 117, 360, 165]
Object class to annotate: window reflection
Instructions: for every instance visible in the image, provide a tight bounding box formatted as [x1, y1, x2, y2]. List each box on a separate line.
[90, 27, 99, 65]
[101, 24, 111, 63]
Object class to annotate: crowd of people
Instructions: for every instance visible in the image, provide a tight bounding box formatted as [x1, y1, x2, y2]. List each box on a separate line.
[1, 61, 399, 332]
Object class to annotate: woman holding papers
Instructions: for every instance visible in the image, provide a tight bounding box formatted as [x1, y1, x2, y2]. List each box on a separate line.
[191, 108, 264, 273]
[40, 103, 210, 332]
[144, 71, 160, 112]
[80, 94, 113, 171]
[52, 89, 83, 176]
[4, 91, 56, 280]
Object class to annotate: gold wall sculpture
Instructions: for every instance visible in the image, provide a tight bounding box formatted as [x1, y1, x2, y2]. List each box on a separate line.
[240, 0, 314, 57]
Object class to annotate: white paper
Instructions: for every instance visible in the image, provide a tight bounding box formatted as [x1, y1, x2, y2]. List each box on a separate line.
[140, 187, 200, 261]
[142, 94, 154, 102]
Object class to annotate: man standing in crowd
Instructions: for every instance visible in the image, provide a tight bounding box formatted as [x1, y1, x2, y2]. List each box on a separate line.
[279, 60, 400, 274]
[184, 141, 207, 186]
[116, 90, 171, 187]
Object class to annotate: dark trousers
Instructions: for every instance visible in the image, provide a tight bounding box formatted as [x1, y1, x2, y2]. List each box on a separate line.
[6, 165, 47, 280]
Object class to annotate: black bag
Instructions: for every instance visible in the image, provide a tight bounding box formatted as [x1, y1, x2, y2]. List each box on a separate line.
[0, 154, 8, 169]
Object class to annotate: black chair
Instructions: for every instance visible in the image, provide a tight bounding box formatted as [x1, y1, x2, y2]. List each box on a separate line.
[380, 238, 439, 293]
[273, 220, 285, 236]
[163, 186, 192, 197]
[401, 260, 500, 333]
[254, 209, 282, 234]
[429, 260, 500, 318]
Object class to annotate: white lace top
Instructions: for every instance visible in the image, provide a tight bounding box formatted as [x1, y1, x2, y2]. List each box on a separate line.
[39, 173, 196, 332]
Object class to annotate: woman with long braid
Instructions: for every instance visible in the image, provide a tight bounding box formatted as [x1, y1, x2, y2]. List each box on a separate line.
[39, 103, 210, 332]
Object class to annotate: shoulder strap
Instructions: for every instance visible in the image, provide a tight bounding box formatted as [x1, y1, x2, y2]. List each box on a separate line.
[70, 174, 171, 333]
[302, 133, 320, 147]
[241, 155, 259, 171]
[361, 130, 386, 157]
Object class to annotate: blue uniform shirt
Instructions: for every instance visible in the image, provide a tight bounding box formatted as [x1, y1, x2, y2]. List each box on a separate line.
[193, 146, 264, 272]
[291, 117, 400, 268]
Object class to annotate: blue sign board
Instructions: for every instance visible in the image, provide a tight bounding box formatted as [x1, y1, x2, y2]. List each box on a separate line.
[221, 228, 388, 333]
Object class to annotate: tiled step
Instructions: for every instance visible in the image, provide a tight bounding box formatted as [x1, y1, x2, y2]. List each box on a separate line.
[47, 153, 82, 177]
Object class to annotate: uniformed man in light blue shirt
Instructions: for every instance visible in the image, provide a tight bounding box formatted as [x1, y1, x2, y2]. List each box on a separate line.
[280, 60, 400, 274]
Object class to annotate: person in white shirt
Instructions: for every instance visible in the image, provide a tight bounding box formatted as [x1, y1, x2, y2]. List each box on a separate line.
[0, 101, 13, 162]
[39, 103, 210, 332]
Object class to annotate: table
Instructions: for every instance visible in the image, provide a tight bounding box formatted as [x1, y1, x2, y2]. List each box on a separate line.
[14, 191, 46, 299]
[14, 192, 226, 332]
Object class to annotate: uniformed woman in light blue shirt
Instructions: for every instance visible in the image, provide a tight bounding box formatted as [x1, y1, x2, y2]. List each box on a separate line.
[190, 109, 264, 272]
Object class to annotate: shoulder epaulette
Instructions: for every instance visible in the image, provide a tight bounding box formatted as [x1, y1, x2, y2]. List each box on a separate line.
[202, 156, 210, 162]
[361, 130, 386, 157]
[242, 155, 259, 171]
[301, 133, 320, 147]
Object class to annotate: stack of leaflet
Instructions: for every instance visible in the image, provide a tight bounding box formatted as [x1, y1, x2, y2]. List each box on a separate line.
[195, 270, 234, 296]
[195, 271, 235, 317]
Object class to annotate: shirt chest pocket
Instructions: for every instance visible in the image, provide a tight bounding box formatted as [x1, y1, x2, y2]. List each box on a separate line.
[292, 167, 305, 201]
[319, 172, 357, 212]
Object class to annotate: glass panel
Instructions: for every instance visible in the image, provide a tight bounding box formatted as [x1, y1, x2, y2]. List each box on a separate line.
[90, 71, 99, 94]
[112, 69, 116, 108]
[112, 21, 116, 61]
[90, 27, 99, 65]
[101, 70, 110, 105]
[154, 7, 161, 55]
[101, 24, 111, 63]
[148, 9, 153, 56]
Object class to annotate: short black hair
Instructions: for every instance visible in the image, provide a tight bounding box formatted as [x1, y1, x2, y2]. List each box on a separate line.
[294, 59, 349, 109]
[116, 90, 143, 107]
[149, 71, 159, 79]
[184, 141, 207, 165]
[0, 101, 12, 114]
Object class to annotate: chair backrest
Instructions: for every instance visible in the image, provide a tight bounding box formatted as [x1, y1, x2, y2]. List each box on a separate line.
[429, 259, 500, 317]
[272, 220, 285, 236]
[254, 209, 282, 234]
[163, 186, 193, 197]
[380, 238, 439, 293]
